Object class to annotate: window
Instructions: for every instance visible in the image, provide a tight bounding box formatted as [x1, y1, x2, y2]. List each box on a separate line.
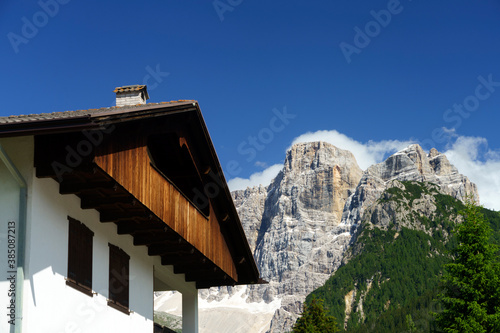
[108, 243, 130, 314]
[67, 217, 94, 296]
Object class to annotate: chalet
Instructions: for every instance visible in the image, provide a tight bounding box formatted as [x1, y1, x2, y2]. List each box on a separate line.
[0, 85, 261, 333]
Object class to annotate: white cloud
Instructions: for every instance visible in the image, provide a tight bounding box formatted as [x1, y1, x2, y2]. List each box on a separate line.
[227, 164, 283, 191]
[442, 127, 458, 136]
[290, 130, 413, 169]
[227, 131, 500, 211]
[254, 161, 268, 168]
[444, 136, 500, 211]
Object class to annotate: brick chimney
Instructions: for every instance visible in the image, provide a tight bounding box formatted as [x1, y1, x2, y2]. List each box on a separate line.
[114, 85, 150, 106]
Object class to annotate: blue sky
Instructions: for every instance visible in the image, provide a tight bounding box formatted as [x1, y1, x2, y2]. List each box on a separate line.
[1, 1, 500, 209]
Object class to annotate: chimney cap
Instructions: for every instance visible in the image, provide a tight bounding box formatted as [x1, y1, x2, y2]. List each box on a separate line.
[114, 85, 150, 99]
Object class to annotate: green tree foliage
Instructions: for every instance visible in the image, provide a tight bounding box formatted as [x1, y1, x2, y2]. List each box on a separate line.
[435, 200, 500, 332]
[310, 226, 449, 332]
[405, 314, 417, 333]
[293, 298, 340, 333]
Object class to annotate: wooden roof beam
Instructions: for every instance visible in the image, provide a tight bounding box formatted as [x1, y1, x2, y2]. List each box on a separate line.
[185, 271, 231, 284]
[35, 161, 97, 179]
[116, 220, 165, 235]
[173, 263, 217, 275]
[81, 196, 137, 210]
[100, 210, 150, 223]
[59, 179, 116, 195]
[161, 255, 202, 266]
[133, 231, 178, 246]
[148, 243, 193, 256]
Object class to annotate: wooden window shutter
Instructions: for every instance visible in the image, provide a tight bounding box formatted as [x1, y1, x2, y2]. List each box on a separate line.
[81, 226, 94, 289]
[67, 217, 94, 295]
[108, 243, 130, 312]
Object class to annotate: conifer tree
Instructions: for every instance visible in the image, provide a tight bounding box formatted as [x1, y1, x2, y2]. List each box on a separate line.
[405, 314, 417, 332]
[436, 199, 500, 332]
[292, 298, 339, 333]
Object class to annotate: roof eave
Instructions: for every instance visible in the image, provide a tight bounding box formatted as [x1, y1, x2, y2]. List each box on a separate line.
[0, 116, 96, 138]
[192, 104, 261, 283]
[0, 101, 198, 138]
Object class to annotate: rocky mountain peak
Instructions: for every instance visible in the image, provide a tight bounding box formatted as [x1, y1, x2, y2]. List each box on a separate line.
[247, 141, 365, 331]
[343, 144, 479, 227]
[367, 144, 433, 181]
[284, 141, 360, 175]
[427, 148, 458, 176]
[370, 144, 476, 199]
[276, 142, 363, 218]
[239, 142, 477, 332]
[367, 144, 447, 178]
[428, 147, 440, 158]
[160, 142, 480, 333]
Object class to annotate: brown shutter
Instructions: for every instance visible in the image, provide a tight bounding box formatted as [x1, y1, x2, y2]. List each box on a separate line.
[67, 217, 78, 282]
[119, 249, 129, 308]
[67, 217, 94, 294]
[108, 244, 130, 309]
[81, 225, 94, 290]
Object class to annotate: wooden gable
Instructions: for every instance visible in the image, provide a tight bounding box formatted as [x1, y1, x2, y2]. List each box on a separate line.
[31, 102, 260, 288]
[94, 121, 238, 282]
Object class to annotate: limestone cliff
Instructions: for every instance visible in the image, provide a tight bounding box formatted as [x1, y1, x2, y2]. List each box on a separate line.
[342, 144, 478, 228]
[194, 142, 363, 332]
[253, 142, 363, 331]
[155, 142, 479, 333]
[232, 185, 268, 253]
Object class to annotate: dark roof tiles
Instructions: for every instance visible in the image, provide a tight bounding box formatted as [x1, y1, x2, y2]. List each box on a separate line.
[0, 101, 197, 124]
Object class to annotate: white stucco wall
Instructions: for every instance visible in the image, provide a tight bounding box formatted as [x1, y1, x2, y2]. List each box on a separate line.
[23, 176, 155, 333]
[0, 136, 199, 333]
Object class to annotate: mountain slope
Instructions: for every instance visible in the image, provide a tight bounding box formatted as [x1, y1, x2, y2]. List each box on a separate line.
[307, 181, 500, 332]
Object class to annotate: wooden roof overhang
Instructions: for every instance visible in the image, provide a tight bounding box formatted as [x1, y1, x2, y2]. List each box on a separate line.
[2, 101, 261, 289]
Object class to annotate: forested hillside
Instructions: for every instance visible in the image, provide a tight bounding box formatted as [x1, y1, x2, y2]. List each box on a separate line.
[306, 181, 500, 332]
